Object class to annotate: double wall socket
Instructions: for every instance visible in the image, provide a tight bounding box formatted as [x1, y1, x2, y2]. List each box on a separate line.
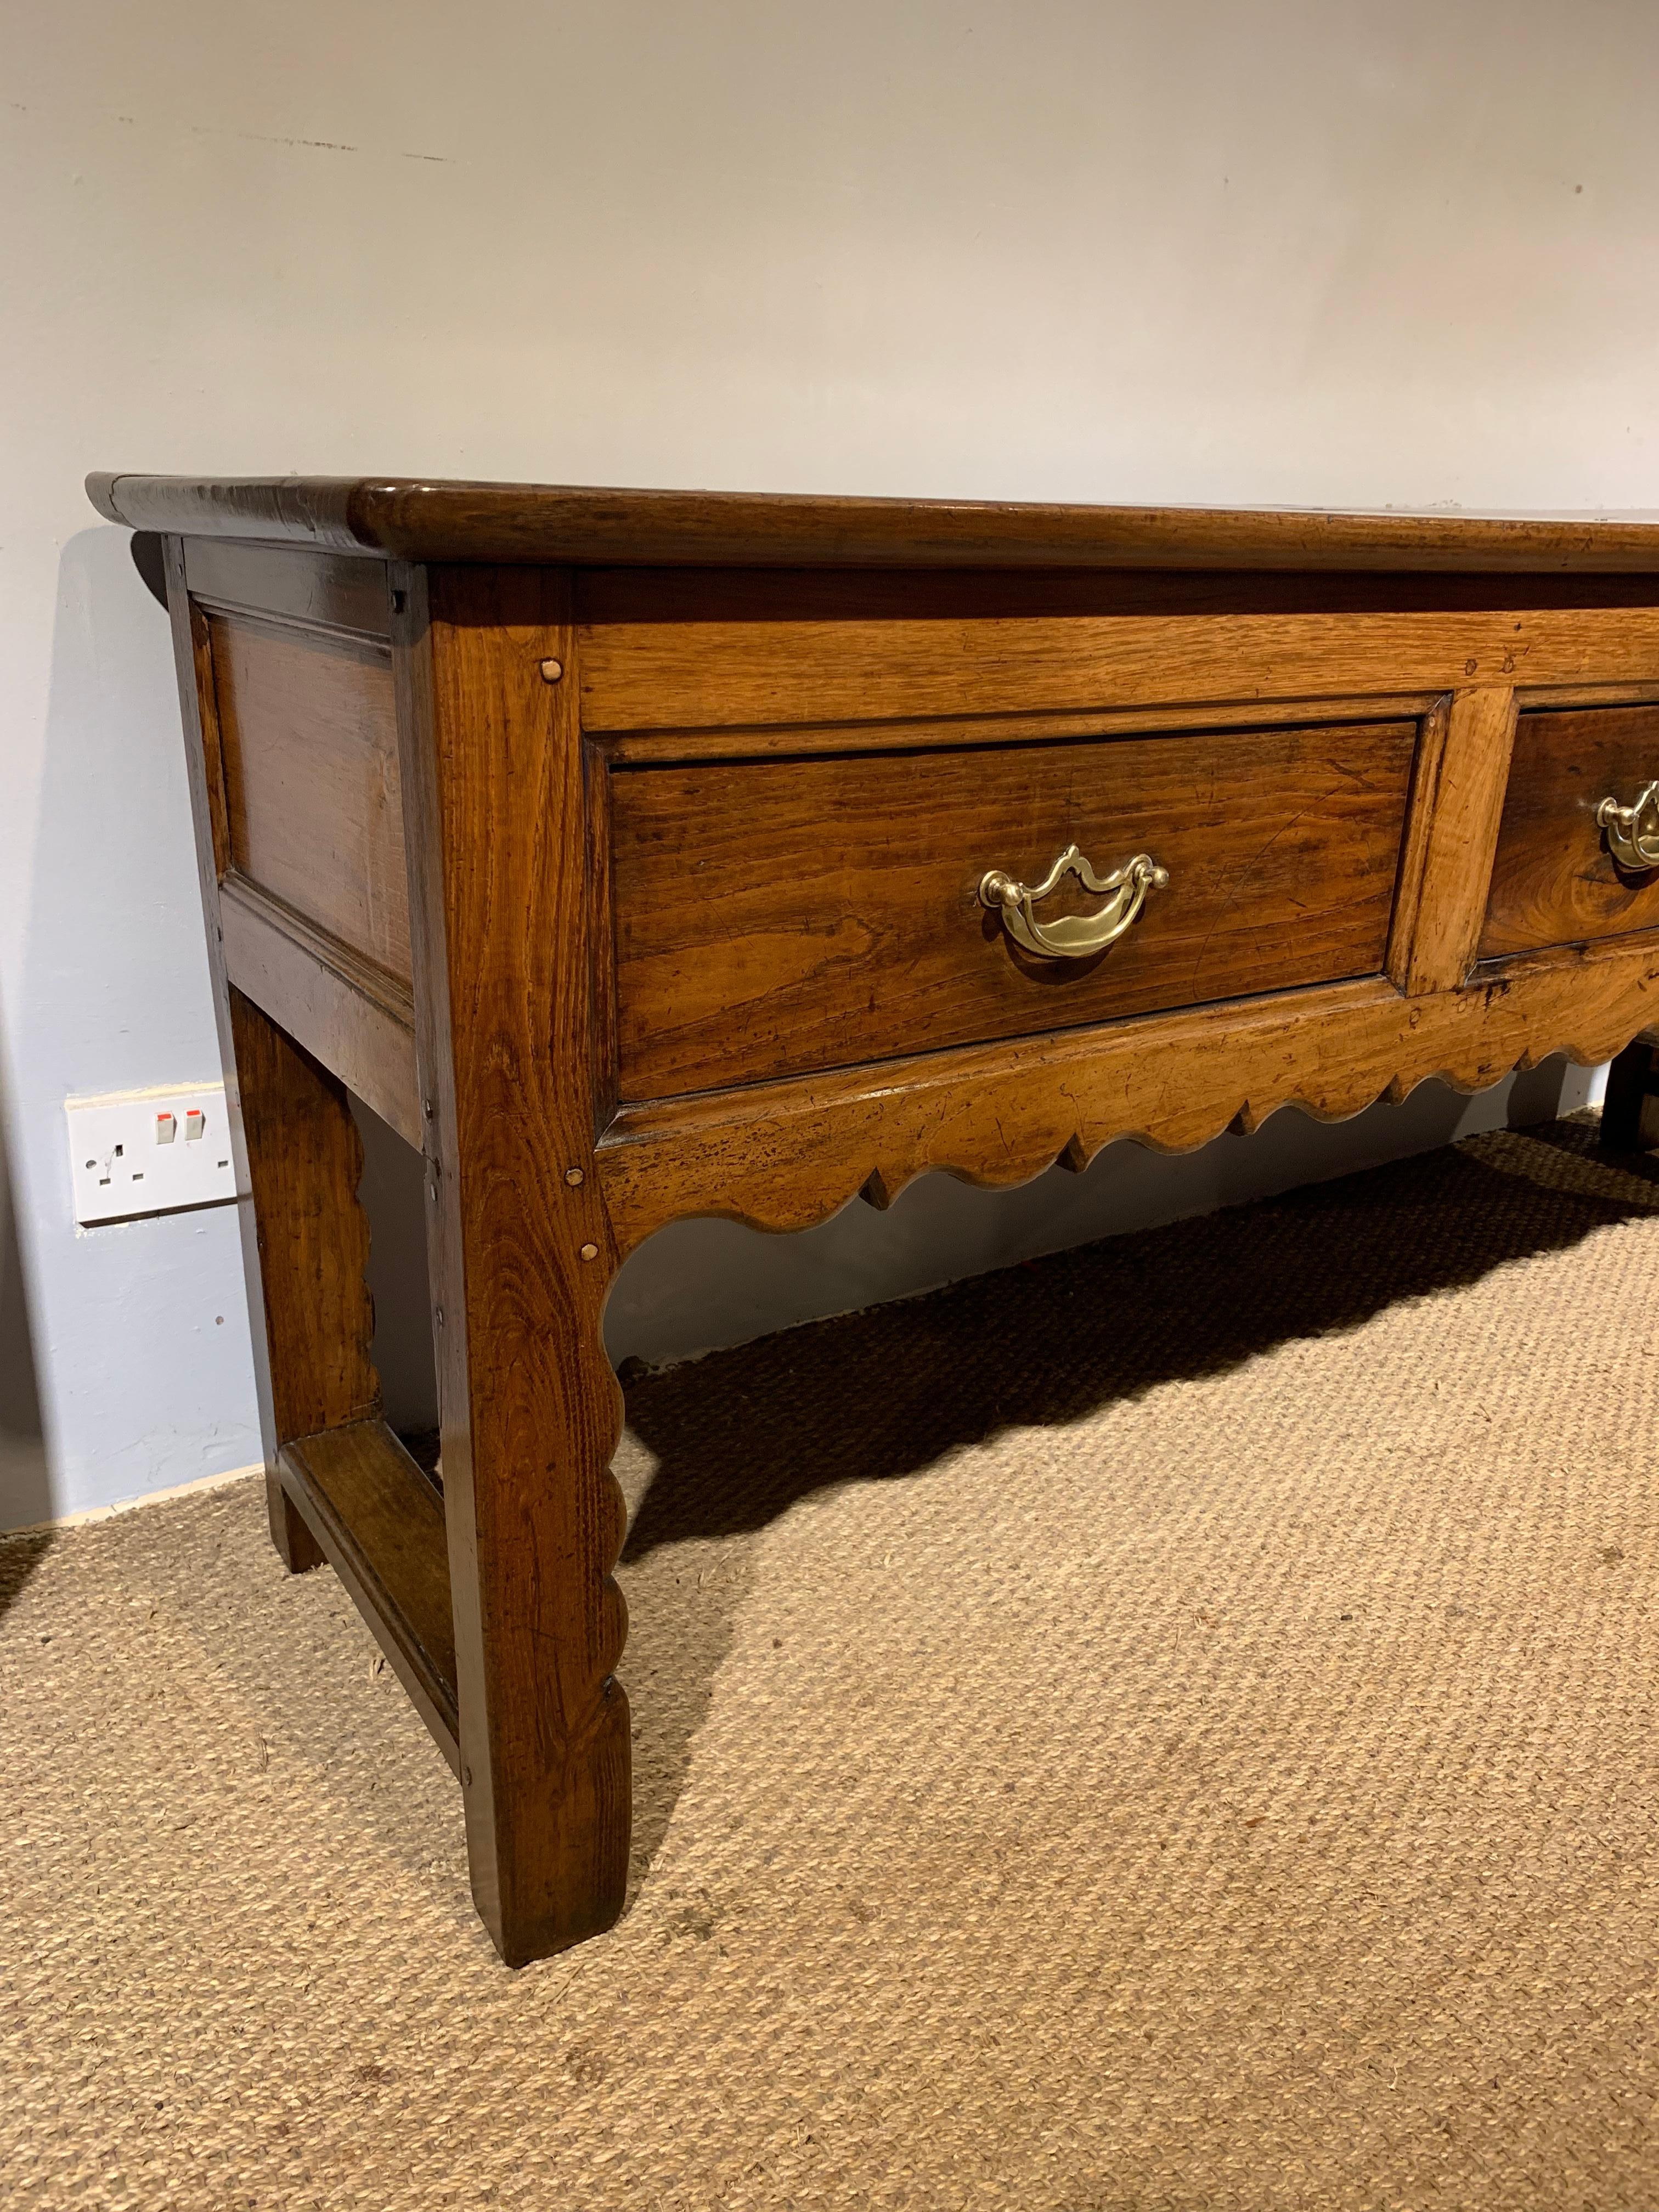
[67, 1082, 238, 1227]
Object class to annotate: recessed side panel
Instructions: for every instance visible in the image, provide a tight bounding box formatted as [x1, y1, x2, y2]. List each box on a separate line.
[209, 609, 414, 987]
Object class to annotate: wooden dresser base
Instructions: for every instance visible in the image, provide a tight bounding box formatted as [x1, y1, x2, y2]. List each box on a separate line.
[92, 472, 1659, 1965]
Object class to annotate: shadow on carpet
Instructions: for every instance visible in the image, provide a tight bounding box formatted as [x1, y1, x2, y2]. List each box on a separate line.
[614, 1115, 1659, 1871]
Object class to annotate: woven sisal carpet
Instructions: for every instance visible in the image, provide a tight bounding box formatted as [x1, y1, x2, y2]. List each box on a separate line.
[5, 1118, 1659, 2210]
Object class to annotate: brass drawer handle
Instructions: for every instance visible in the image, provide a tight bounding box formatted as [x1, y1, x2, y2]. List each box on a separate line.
[1596, 782, 1659, 870]
[978, 842, 1169, 960]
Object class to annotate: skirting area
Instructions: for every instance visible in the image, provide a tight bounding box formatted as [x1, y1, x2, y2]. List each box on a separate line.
[5, 1117, 1658, 2210]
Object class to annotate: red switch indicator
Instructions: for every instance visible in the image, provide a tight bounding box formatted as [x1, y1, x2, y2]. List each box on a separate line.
[156, 1112, 177, 1144]
[184, 1109, 205, 1141]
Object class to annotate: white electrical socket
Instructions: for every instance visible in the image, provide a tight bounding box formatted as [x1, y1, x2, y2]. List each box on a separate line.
[66, 1082, 239, 1227]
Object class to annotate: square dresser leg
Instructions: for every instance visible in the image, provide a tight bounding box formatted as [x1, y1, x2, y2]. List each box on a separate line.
[1602, 1033, 1659, 1153]
[429, 1269, 632, 1965]
[396, 564, 631, 1966]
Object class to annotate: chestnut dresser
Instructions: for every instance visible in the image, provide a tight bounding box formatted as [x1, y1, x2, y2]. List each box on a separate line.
[87, 474, 1659, 1965]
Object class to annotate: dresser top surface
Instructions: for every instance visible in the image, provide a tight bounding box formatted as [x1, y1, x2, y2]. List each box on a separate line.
[86, 472, 1659, 574]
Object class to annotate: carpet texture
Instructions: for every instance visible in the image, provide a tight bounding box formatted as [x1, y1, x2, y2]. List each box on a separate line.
[5, 1118, 1659, 2210]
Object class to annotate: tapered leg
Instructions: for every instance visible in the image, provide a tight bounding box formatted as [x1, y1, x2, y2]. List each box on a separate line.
[228, 988, 382, 1570]
[394, 565, 630, 1965]
[1601, 1033, 1659, 1154]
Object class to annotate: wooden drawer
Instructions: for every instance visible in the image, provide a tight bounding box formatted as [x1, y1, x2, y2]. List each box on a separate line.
[609, 718, 1418, 1099]
[1481, 704, 1659, 960]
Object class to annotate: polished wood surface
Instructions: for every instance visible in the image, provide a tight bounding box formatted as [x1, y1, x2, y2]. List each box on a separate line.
[598, 690, 1448, 765]
[184, 536, 391, 640]
[117, 478, 1659, 1968]
[578, 565, 1659, 624]
[611, 720, 1414, 1099]
[227, 989, 381, 1441]
[227, 986, 383, 1571]
[1389, 687, 1518, 994]
[1381, 696, 1448, 990]
[210, 611, 412, 985]
[579, 602, 1659, 733]
[183, 568, 419, 1139]
[278, 1419, 459, 1769]
[163, 535, 385, 1577]
[393, 565, 631, 1966]
[217, 877, 420, 1147]
[1481, 704, 1659, 958]
[599, 933, 1659, 1245]
[87, 472, 1659, 572]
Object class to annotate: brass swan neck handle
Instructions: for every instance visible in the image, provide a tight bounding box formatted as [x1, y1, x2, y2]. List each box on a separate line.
[1597, 782, 1659, 871]
[978, 842, 1169, 960]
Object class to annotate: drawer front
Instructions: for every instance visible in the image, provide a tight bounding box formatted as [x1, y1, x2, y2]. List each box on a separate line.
[1481, 704, 1659, 961]
[610, 719, 1417, 1100]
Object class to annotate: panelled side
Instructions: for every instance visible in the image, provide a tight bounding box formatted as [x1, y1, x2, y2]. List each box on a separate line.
[178, 537, 422, 1142]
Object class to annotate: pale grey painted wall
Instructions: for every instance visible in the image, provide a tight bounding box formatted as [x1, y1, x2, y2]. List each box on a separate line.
[4, 1, 1657, 1523]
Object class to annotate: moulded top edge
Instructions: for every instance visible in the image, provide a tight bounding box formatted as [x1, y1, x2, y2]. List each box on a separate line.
[84, 472, 1659, 574]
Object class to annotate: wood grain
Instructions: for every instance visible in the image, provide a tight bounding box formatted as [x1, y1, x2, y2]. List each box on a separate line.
[1390, 688, 1518, 994]
[577, 607, 1659, 735]
[228, 985, 383, 1570]
[1480, 703, 1659, 958]
[596, 691, 1446, 765]
[597, 934, 1659, 1249]
[136, 487, 1659, 1969]
[166, 538, 378, 1575]
[1382, 696, 1449, 989]
[394, 562, 630, 1967]
[579, 566, 1659, 627]
[87, 473, 1659, 573]
[228, 988, 382, 1439]
[218, 875, 421, 1146]
[211, 610, 413, 985]
[611, 721, 1415, 1099]
[184, 537, 391, 639]
[279, 1419, 459, 1771]
[184, 589, 232, 878]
